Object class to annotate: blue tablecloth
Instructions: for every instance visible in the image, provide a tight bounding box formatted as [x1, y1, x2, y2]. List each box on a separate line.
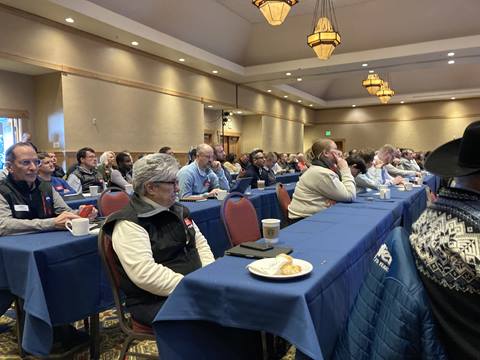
[0, 231, 112, 356]
[64, 195, 99, 209]
[152, 186, 428, 360]
[276, 173, 300, 184]
[0, 184, 295, 355]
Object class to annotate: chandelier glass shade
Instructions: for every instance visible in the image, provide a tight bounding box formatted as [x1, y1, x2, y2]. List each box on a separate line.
[307, 0, 341, 60]
[362, 73, 384, 95]
[252, 0, 298, 26]
[376, 81, 395, 104]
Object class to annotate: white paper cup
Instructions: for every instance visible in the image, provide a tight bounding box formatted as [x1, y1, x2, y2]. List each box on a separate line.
[257, 180, 265, 190]
[89, 185, 99, 196]
[405, 183, 413, 191]
[216, 190, 228, 201]
[124, 184, 134, 195]
[65, 218, 90, 236]
[262, 218, 280, 244]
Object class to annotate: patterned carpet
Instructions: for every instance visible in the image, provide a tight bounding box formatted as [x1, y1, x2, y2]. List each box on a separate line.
[0, 307, 295, 359]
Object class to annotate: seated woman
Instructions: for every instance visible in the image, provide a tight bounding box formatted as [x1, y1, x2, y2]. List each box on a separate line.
[97, 151, 116, 185]
[288, 139, 356, 220]
[102, 153, 215, 325]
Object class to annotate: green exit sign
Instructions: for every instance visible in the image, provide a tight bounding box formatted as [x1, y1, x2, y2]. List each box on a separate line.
[325, 130, 331, 137]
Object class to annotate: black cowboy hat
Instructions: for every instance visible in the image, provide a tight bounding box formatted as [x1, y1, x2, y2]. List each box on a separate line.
[425, 120, 480, 177]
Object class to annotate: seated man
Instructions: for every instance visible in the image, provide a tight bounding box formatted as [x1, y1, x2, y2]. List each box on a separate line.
[102, 153, 215, 325]
[177, 144, 229, 198]
[398, 148, 421, 172]
[158, 146, 174, 156]
[410, 121, 480, 358]
[367, 144, 406, 186]
[273, 153, 289, 174]
[47, 152, 65, 178]
[213, 144, 233, 187]
[382, 145, 420, 178]
[345, 155, 367, 192]
[296, 153, 309, 172]
[0, 143, 82, 236]
[288, 139, 356, 220]
[67, 147, 104, 193]
[264, 152, 278, 185]
[37, 153, 76, 195]
[110, 152, 133, 189]
[354, 149, 382, 192]
[241, 150, 272, 188]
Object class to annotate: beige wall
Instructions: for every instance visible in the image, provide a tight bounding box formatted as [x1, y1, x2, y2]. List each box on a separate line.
[262, 116, 303, 153]
[62, 73, 204, 153]
[306, 99, 480, 151]
[241, 115, 262, 153]
[34, 73, 64, 151]
[203, 109, 242, 135]
[0, 69, 35, 133]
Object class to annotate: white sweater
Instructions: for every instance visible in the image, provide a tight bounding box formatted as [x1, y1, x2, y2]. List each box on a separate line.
[288, 165, 356, 219]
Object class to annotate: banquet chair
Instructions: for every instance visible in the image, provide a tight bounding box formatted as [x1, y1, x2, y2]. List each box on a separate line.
[98, 187, 130, 217]
[98, 230, 157, 360]
[275, 183, 292, 228]
[220, 192, 261, 247]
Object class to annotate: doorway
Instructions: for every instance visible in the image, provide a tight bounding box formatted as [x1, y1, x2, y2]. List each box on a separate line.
[0, 117, 20, 169]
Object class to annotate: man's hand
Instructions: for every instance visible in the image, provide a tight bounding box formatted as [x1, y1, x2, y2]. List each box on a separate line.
[54, 212, 80, 229]
[392, 176, 404, 185]
[78, 205, 98, 220]
[374, 159, 384, 169]
[207, 188, 221, 197]
[211, 161, 222, 172]
[332, 151, 348, 171]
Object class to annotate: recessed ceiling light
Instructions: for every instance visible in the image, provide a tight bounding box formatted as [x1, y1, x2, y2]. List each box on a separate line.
[297, 77, 303, 82]
[451, 97, 456, 100]
[297, 100, 302, 103]
[237, 111, 243, 114]
[448, 60, 455, 65]
[447, 52, 455, 57]
[352, 104, 356, 107]
[131, 41, 139, 46]
[267, 89, 272, 93]
[400, 101, 405, 104]
[285, 72, 292, 76]
[178, 58, 185, 62]
[283, 95, 288, 98]
[212, 70, 219, 74]
[65, 17, 74, 23]
[309, 104, 313, 107]
[362, 63, 368, 67]
[207, 105, 213, 108]
[369, 70, 375, 74]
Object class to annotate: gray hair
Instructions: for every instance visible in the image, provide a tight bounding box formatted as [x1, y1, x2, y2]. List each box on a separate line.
[196, 143, 213, 156]
[132, 153, 179, 194]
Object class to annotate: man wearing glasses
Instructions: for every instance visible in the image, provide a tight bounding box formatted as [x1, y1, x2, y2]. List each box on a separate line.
[241, 149, 272, 189]
[67, 147, 104, 193]
[0, 142, 80, 236]
[102, 153, 214, 325]
[177, 143, 229, 198]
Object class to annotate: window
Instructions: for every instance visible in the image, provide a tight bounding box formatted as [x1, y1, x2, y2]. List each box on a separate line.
[0, 118, 20, 169]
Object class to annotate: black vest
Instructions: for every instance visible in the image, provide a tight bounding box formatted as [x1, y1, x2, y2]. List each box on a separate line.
[72, 166, 103, 193]
[0, 175, 55, 219]
[102, 195, 202, 307]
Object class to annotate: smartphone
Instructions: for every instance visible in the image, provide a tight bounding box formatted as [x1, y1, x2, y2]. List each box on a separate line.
[239, 242, 274, 251]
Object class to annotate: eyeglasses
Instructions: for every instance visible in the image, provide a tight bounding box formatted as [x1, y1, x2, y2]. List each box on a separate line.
[255, 156, 265, 160]
[153, 180, 179, 186]
[17, 159, 41, 167]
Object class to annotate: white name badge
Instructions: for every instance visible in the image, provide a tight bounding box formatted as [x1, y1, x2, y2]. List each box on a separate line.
[14, 205, 29, 212]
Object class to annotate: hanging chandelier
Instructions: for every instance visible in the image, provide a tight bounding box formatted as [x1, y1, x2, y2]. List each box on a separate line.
[362, 73, 384, 95]
[307, 0, 341, 60]
[252, 0, 298, 26]
[376, 81, 395, 104]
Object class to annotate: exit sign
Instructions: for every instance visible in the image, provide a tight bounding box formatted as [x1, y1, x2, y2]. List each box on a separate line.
[325, 130, 331, 137]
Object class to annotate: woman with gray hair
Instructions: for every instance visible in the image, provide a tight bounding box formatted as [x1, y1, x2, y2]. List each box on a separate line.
[97, 150, 115, 184]
[102, 153, 215, 325]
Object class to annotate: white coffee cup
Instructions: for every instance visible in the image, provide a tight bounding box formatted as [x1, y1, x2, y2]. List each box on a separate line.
[262, 218, 281, 244]
[404, 182, 413, 191]
[257, 180, 265, 190]
[89, 185, 99, 196]
[124, 184, 134, 195]
[216, 190, 228, 201]
[65, 218, 90, 236]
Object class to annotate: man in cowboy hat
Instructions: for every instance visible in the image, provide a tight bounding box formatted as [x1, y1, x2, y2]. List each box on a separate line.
[409, 121, 480, 359]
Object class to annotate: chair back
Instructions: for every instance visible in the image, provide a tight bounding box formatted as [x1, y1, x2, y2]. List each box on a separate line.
[220, 192, 261, 247]
[98, 187, 130, 217]
[275, 183, 292, 227]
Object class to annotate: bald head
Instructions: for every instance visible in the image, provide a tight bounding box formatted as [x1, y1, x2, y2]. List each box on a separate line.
[196, 143, 214, 169]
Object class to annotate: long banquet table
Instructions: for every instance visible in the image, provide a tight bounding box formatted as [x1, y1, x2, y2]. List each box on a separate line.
[0, 183, 294, 356]
[152, 184, 429, 360]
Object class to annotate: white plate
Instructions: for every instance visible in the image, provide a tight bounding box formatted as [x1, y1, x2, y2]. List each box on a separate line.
[247, 258, 313, 279]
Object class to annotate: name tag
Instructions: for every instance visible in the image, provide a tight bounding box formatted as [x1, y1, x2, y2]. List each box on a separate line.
[14, 205, 29, 212]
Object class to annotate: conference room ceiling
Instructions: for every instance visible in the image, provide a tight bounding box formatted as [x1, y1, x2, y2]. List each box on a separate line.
[3, 0, 480, 109]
